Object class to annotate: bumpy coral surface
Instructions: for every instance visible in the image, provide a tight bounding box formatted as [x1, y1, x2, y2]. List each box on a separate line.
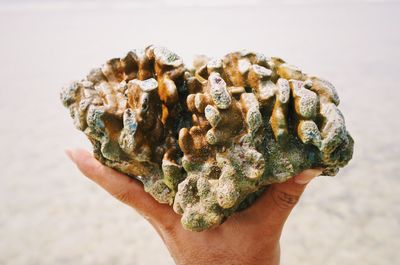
[61, 46, 354, 231]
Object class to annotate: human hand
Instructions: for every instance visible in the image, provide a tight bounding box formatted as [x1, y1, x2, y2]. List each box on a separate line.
[66, 148, 322, 265]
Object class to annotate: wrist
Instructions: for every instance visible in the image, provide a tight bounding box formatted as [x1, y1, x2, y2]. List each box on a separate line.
[171, 242, 280, 265]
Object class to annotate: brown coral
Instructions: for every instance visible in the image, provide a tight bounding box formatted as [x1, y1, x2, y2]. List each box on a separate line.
[61, 46, 187, 203]
[61, 46, 354, 231]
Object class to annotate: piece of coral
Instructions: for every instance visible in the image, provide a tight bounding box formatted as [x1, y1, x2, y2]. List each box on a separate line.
[61, 46, 354, 231]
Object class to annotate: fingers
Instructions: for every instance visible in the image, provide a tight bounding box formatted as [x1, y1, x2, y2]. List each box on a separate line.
[65, 148, 177, 225]
[244, 169, 322, 228]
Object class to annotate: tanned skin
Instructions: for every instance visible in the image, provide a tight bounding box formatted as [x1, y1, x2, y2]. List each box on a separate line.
[66, 148, 321, 265]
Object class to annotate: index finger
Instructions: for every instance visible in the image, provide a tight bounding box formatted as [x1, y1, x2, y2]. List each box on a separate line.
[66, 148, 178, 225]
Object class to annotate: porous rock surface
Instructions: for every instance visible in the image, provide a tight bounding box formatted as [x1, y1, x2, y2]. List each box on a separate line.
[61, 46, 354, 231]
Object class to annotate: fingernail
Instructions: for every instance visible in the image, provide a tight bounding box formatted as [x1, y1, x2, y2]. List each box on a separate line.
[65, 149, 75, 162]
[294, 169, 323, 185]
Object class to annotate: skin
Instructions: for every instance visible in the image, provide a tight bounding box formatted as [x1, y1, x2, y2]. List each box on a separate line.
[66, 148, 322, 265]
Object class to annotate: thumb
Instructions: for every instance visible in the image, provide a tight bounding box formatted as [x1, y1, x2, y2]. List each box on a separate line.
[247, 169, 323, 227]
[270, 168, 322, 208]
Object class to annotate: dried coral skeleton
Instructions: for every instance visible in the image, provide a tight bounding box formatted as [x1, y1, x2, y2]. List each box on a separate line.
[61, 46, 353, 231]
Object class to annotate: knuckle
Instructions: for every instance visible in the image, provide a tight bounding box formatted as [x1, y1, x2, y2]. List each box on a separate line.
[109, 178, 137, 204]
[161, 224, 176, 234]
[160, 220, 178, 235]
[112, 189, 132, 204]
[271, 188, 300, 210]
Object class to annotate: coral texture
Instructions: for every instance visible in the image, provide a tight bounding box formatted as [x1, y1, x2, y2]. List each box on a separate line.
[61, 46, 354, 231]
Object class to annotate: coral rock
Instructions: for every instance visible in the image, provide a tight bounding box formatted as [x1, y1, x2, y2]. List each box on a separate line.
[61, 46, 354, 231]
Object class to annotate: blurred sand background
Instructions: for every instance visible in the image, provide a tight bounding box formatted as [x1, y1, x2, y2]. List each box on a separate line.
[0, 0, 399, 264]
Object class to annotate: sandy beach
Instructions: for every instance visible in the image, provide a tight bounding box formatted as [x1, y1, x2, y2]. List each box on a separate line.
[0, 1, 399, 264]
